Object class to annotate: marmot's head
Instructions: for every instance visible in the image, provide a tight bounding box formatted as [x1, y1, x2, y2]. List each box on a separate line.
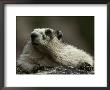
[31, 28, 63, 50]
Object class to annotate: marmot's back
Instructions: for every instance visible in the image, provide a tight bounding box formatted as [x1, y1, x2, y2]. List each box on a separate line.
[54, 45, 93, 67]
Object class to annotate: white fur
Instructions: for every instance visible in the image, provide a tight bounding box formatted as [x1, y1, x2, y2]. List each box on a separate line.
[32, 28, 94, 67]
[17, 28, 93, 73]
[46, 36, 93, 67]
[55, 44, 93, 67]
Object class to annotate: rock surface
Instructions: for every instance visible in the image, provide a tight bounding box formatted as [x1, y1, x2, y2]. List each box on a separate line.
[16, 63, 94, 74]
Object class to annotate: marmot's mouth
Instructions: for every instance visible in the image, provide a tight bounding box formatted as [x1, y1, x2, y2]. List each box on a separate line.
[32, 42, 39, 46]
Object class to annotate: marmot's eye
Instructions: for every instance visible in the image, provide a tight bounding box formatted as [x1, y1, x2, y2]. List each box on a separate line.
[45, 29, 52, 35]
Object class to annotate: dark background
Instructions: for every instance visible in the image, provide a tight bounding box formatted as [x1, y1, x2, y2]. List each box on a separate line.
[16, 16, 94, 59]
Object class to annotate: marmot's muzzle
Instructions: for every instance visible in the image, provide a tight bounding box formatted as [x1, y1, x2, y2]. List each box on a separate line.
[31, 33, 39, 45]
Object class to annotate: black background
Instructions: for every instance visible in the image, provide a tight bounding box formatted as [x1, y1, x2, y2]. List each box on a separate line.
[0, 0, 109, 90]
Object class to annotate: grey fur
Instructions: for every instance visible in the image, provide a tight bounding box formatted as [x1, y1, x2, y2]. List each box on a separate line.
[17, 38, 59, 73]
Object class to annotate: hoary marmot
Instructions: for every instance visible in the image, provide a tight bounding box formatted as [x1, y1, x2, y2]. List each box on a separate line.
[17, 28, 93, 73]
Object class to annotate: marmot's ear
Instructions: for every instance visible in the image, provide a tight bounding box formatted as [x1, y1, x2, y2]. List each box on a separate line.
[56, 30, 63, 40]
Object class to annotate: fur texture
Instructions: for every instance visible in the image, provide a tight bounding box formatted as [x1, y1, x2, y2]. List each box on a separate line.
[46, 37, 93, 67]
[17, 38, 59, 73]
[17, 28, 93, 74]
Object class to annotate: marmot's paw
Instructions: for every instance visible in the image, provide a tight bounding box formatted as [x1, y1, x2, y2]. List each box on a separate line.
[31, 64, 41, 73]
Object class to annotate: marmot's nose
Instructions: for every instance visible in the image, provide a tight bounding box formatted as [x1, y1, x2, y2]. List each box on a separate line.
[31, 33, 38, 39]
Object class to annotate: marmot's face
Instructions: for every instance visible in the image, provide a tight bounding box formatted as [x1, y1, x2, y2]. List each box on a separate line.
[31, 28, 63, 47]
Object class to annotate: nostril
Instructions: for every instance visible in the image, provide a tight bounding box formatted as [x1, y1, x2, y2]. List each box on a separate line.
[31, 33, 38, 39]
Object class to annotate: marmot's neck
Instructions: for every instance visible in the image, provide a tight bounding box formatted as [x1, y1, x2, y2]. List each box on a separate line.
[46, 37, 64, 57]
[22, 39, 32, 54]
[22, 39, 43, 57]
